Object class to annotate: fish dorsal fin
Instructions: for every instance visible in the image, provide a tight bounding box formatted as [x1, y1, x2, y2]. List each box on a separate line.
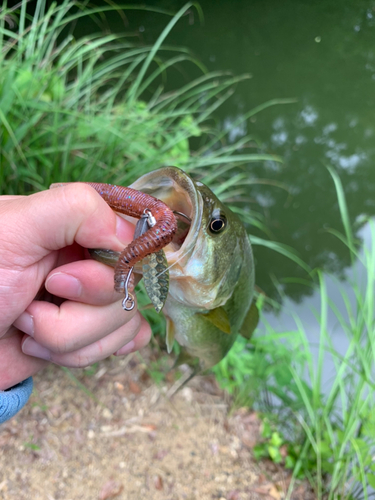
[166, 318, 176, 353]
[198, 307, 231, 335]
[239, 301, 259, 340]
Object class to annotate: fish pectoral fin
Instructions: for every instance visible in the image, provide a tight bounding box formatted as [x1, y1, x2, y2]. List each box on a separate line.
[172, 348, 200, 370]
[198, 307, 231, 335]
[89, 248, 120, 267]
[166, 318, 176, 354]
[239, 301, 259, 340]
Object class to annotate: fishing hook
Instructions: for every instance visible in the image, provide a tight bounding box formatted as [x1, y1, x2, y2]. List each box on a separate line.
[173, 210, 191, 223]
[122, 266, 135, 311]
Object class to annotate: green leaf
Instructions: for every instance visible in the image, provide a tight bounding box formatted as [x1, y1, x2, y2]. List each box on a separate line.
[317, 440, 332, 458]
[270, 432, 283, 448]
[268, 445, 282, 463]
[367, 473, 375, 489]
[250, 236, 312, 274]
[285, 455, 295, 469]
[261, 420, 272, 439]
[253, 444, 268, 461]
[326, 164, 355, 258]
[24, 442, 40, 451]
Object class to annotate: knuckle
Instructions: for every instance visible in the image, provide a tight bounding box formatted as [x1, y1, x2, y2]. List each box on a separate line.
[62, 183, 99, 214]
[48, 333, 70, 354]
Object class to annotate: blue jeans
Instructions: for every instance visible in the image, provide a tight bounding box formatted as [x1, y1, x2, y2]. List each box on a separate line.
[0, 377, 33, 424]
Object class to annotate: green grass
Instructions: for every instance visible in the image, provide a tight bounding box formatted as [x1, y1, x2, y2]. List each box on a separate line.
[213, 169, 375, 499]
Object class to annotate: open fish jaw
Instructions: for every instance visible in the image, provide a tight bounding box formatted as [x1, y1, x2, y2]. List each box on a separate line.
[130, 167, 201, 275]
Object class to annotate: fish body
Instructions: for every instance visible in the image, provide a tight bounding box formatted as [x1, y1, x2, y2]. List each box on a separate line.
[129, 167, 255, 371]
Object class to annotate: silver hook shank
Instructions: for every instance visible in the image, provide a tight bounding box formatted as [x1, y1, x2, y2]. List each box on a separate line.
[173, 210, 191, 223]
[122, 266, 135, 311]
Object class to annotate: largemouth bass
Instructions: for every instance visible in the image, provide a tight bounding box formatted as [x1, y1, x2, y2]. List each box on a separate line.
[91, 167, 256, 373]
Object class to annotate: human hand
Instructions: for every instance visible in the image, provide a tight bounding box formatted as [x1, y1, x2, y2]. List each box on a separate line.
[0, 184, 151, 391]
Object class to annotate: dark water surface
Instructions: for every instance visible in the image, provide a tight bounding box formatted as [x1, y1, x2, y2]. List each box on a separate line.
[86, 0, 375, 309]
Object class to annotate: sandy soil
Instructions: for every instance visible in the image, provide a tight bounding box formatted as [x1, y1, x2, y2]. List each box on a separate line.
[0, 350, 315, 500]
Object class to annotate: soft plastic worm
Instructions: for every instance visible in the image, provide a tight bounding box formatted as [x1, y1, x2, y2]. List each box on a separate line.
[85, 182, 177, 293]
[52, 182, 177, 294]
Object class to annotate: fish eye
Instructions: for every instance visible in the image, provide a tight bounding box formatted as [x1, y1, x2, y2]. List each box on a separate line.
[209, 211, 227, 234]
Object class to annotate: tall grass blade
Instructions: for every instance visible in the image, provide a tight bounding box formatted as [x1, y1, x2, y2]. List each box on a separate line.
[127, 2, 198, 103]
[327, 164, 355, 261]
[250, 236, 312, 274]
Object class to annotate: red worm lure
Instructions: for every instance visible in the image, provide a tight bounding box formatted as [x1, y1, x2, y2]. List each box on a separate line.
[85, 182, 177, 291]
[51, 182, 177, 310]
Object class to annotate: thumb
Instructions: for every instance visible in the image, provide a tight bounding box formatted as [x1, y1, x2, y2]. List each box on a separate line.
[0, 183, 134, 266]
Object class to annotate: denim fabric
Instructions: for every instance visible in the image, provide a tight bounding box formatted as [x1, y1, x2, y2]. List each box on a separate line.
[0, 377, 33, 424]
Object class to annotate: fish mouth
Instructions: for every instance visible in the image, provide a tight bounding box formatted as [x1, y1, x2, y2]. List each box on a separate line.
[130, 167, 202, 268]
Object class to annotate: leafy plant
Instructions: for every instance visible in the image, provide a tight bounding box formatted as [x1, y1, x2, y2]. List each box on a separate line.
[0, 0, 300, 274]
[252, 416, 286, 465]
[83, 363, 99, 377]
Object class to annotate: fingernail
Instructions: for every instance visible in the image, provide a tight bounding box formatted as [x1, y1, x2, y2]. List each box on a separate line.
[13, 312, 34, 337]
[46, 273, 82, 298]
[114, 340, 135, 357]
[22, 337, 51, 361]
[116, 214, 134, 244]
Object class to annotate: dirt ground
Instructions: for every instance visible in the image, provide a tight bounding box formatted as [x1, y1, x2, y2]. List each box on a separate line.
[0, 350, 315, 500]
